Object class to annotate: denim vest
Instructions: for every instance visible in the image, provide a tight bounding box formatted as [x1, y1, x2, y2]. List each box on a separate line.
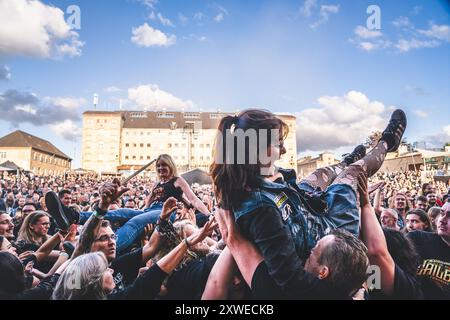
[234, 179, 329, 262]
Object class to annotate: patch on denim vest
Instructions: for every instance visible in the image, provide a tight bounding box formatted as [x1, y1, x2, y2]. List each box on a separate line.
[273, 192, 292, 221]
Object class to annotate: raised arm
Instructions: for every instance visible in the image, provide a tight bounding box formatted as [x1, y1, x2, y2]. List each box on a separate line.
[215, 208, 263, 288]
[176, 177, 211, 215]
[156, 217, 217, 274]
[72, 179, 129, 259]
[358, 173, 395, 296]
[202, 247, 237, 300]
[141, 197, 178, 263]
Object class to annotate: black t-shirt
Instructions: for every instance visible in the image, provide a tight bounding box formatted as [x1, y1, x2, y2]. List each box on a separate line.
[110, 248, 144, 291]
[163, 253, 220, 300]
[407, 231, 450, 299]
[369, 264, 423, 300]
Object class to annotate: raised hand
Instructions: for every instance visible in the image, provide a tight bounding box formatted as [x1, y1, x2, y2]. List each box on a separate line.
[357, 172, 370, 208]
[98, 178, 129, 211]
[188, 216, 218, 247]
[161, 197, 178, 220]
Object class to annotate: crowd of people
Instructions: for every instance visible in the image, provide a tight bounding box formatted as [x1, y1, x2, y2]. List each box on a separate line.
[0, 108, 449, 300]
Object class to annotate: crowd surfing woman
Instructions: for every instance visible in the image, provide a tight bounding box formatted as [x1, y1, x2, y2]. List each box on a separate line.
[50, 154, 212, 254]
[114, 154, 212, 253]
[209, 108, 407, 299]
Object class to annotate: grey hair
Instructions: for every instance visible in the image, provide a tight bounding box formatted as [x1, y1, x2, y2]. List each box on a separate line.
[52, 252, 110, 300]
[382, 208, 399, 219]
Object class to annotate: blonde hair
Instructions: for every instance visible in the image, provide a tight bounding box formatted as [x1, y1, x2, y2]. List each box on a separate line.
[52, 252, 110, 300]
[156, 154, 178, 179]
[17, 210, 50, 246]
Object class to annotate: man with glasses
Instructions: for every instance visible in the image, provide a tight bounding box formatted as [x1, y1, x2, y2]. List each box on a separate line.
[407, 201, 450, 299]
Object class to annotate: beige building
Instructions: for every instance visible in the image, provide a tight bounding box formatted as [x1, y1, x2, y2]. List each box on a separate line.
[82, 110, 297, 174]
[297, 152, 340, 178]
[0, 130, 72, 176]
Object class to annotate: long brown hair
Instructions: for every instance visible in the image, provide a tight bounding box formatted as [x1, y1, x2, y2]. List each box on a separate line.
[209, 109, 288, 209]
[17, 211, 50, 246]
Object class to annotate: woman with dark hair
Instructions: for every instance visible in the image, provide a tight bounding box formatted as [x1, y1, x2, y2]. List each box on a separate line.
[406, 209, 432, 233]
[209, 108, 407, 298]
[0, 251, 66, 300]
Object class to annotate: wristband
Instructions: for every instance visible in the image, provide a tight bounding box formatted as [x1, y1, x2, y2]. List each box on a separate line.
[60, 252, 69, 258]
[93, 205, 107, 218]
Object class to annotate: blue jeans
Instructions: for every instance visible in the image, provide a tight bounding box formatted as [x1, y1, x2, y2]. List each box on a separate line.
[116, 202, 178, 254]
[297, 182, 360, 237]
[79, 209, 144, 226]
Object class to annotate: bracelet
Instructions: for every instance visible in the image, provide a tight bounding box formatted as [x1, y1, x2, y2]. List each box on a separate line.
[60, 252, 69, 258]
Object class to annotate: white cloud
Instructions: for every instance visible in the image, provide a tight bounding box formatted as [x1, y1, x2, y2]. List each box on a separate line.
[131, 23, 176, 47]
[214, 13, 225, 23]
[392, 17, 413, 29]
[300, 0, 317, 17]
[194, 12, 207, 21]
[149, 12, 175, 27]
[413, 110, 428, 118]
[444, 125, 450, 137]
[50, 119, 82, 140]
[158, 13, 174, 27]
[44, 97, 86, 110]
[15, 104, 37, 115]
[104, 86, 121, 93]
[421, 125, 450, 148]
[178, 13, 189, 25]
[0, 65, 11, 80]
[418, 24, 450, 42]
[0, 0, 84, 58]
[138, 0, 157, 9]
[213, 5, 228, 23]
[395, 38, 440, 52]
[128, 84, 195, 110]
[310, 4, 339, 29]
[296, 91, 390, 151]
[354, 25, 382, 39]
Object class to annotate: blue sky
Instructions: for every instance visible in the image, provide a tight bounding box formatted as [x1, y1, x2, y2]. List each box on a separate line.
[0, 0, 449, 168]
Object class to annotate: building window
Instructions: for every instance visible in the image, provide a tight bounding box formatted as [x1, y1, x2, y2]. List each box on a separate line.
[209, 113, 220, 119]
[147, 143, 151, 147]
[175, 143, 178, 147]
[132, 156, 136, 160]
[206, 144, 210, 148]
[130, 112, 147, 118]
[133, 144, 137, 147]
[140, 156, 143, 160]
[184, 112, 200, 119]
[157, 112, 175, 118]
[140, 143, 144, 147]
[125, 143, 129, 147]
[125, 156, 129, 160]
[168, 143, 172, 148]
[0, 152, 6, 159]
[147, 156, 151, 160]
